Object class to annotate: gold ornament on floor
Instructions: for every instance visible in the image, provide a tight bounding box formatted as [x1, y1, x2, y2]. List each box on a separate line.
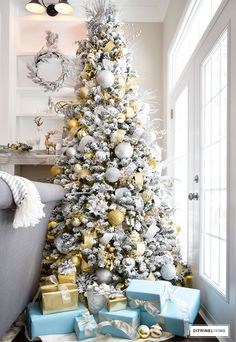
[150, 324, 163, 338]
[50, 165, 64, 177]
[107, 209, 125, 226]
[137, 325, 150, 339]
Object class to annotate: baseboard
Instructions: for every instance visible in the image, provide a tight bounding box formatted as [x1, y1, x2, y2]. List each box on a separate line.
[199, 307, 232, 342]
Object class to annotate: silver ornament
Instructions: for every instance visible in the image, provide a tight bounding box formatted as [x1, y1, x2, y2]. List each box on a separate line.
[65, 147, 76, 158]
[95, 150, 107, 162]
[122, 257, 135, 269]
[77, 135, 95, 152]
[145, 224, 159, 239]
[160, 262, 177, 280]
[96, 268, 113, 284]
[115, 142, 133, 159]
[87, 288, 106, 314]
[54, 233, 74, 254]
[115, 187, 129, 199]
[105, 167, 120, 183]
[96, 70, 115, 88]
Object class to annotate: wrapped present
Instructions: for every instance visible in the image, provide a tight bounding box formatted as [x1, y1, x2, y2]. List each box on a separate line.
[58, 273, 76, 284]
[58, 260, 77, 284]
[140, 286, 200, 337]
[27, 302, 88, 339]
[107, 294, 127, 312]
[41, 283, 78, 314]
[75, 312, 97, 340]
[126, 279, 170, 315]
[98, 308, 140, 340]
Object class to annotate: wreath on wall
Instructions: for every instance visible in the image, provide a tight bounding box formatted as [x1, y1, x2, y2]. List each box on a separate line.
[27, 31, 71, 92]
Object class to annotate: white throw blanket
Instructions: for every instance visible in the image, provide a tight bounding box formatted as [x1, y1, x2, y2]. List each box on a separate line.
[0, 171, 45, 228]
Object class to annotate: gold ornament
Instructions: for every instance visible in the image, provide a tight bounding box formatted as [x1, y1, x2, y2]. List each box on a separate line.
[134, 172, 144, 189]
[79, 87, 89, 98]
[79, 169, 91, 179]
[117, 113, 126, 123]
[111, 130, 126, 144]
[74, 163, 82, 173]
[85, 152, 94, 159]
[104, 41, 116, 52]
[50, 165, 64, 177]
[184, 275, 193, 288]
[148, 157, 157, 168]
[67, 118, 79, 130]
[107, 209, 125, 226]
[48, 221, 57, 229]
[125, 106, 135, 119]
[150, 324, 163, 338]
[142, 190, 153, 202]
[71, 255, 82, 269]
[77, 128, 87, 140]
[102, 91, 110, 101]
[130, 230, 140, 243]
[138, 325, 150, 339]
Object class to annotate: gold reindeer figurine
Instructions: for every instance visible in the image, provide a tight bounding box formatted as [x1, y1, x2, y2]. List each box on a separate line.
[45, 130, 57, 154]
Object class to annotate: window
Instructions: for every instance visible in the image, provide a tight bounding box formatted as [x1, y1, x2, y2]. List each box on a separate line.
[170, 0, 224, 88]
[200, 29, 228, 295]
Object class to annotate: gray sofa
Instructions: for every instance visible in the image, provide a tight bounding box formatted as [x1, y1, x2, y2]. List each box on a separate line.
[0, 179, 65, 337]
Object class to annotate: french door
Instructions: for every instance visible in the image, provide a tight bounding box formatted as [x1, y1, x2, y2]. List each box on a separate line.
[169, 1, 235, 340]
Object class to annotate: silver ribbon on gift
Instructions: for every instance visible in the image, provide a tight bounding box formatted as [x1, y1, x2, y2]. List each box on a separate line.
[77, 312, 97, 337]
[128, 297, 160, 316]
[158, 283, 190, 337]
[98, 319, 137, 340]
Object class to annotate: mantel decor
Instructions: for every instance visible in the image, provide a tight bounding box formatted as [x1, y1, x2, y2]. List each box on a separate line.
[27, 31, 71, 92]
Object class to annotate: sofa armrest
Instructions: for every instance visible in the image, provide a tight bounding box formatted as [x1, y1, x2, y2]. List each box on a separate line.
[0, 179, 65, 210]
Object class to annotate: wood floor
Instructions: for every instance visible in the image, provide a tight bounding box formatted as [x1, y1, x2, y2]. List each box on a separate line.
[13, 314, 219, 342]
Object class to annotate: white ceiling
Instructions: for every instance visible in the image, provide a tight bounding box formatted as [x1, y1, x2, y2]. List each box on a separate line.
[21, 0, 170, 22]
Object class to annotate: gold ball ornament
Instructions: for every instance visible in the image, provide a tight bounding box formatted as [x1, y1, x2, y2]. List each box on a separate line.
[48, 221, 57, 229]
[67, 118, 79, 130]
[138, 325, 150, 339]
[142, 190, 153, 202]
[107, 209, 125, 226]
[150, 324, 163, 338]
[148, 157, 157, 168]
[74, 163, 82, 173]
[85, 152, 94, 159]
[50, 165, 64, 177]
[79, 87, 89, 98]
[79, 169, 92, 179]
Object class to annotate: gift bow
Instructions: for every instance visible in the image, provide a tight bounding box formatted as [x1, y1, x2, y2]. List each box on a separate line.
[78, 312, 97, 337]
[159, 282, 190, 337]
[98, 319, 137, 340]
[128, 297, 160, 316]
[43, 274, 71, 304]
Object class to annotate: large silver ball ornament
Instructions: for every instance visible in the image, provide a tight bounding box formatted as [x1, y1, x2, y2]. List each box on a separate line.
[160, 262, 177, 280]
[95, 150, 107, 162]
[96, 70, 115, 89]
[115, 187, 129, 200]
[77, 135, 95, 152]
[115, 142, 133, 159]
[96, 268, 113, 284]
[65, 147, 77, 158]
[105, 167, 120, 183]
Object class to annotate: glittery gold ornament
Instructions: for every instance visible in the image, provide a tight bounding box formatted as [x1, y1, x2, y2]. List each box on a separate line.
[117, 113, 126, 123]
[74, 163, 82, 173]
[125, 106, 135, 119]
[103, 91, 110, 101]
[79, 87, 89, 98]
[130, 230, 140, 243]
[85, 152, 94, 159]
[107, 209, 125, 226]
[48, 221, 57, 229]
[104, 41, 115, 52]
[67, 119, 79, 130]
[148, 157, 157, 168]
[142, 190, 153, 202]
[138, 325, 150, 339]
[79, 169, 91, 179]
[50, 165, 64, 177]
[150, 324, 163, 338]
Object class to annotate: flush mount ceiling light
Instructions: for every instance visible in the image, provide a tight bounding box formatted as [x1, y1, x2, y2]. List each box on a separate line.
[25, 0, 74, 16]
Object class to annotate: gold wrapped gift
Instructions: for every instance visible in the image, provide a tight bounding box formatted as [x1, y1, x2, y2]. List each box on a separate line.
[58, 273, 76, 284]
[107, 294, 127, 312]
[41, 283, 78, 315]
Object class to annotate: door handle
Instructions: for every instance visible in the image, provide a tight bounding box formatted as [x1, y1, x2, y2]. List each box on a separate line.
[188, 192, 199, 200]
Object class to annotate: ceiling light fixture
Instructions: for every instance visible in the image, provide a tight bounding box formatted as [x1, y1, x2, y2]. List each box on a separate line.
[25, 0, 74, 16]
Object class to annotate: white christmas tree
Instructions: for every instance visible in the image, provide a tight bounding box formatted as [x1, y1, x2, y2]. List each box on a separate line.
[42, 0, 188, 293]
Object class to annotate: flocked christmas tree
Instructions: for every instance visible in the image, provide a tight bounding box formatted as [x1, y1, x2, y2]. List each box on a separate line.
[41, 0, 188, 294]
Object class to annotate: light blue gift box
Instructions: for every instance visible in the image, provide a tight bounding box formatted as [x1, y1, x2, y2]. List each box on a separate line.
[126, 279, 170, 313]
[75, 313, 97, 340]
[140, 286, 200, 337]
[98, 308, 140, 340]
[27, 302, 88, 339]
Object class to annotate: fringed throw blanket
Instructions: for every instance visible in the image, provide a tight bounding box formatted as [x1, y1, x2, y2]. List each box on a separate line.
[0, 171, 45, 228]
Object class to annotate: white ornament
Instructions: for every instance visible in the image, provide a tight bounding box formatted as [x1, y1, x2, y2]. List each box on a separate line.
[105, 167, 120, 183]
[150, 324, 163, 338]
[138, 325, 150, 339]
[95, 150, 107, 162]
[122, 257, 135, 269]
[71, 217, 81, 227]
[65, 147, 76, 158]
[160, 262, 177, 280]
[100, 233, 114, 245]
[77, 135, 95, 152]
[145, 224, 159, 239]
[142, 130, 156, 145]
[96, 70, 115, 88]
[115, 187, 129, 199]
[96, 268, 112, 284]
[115, 142, 133, 159]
